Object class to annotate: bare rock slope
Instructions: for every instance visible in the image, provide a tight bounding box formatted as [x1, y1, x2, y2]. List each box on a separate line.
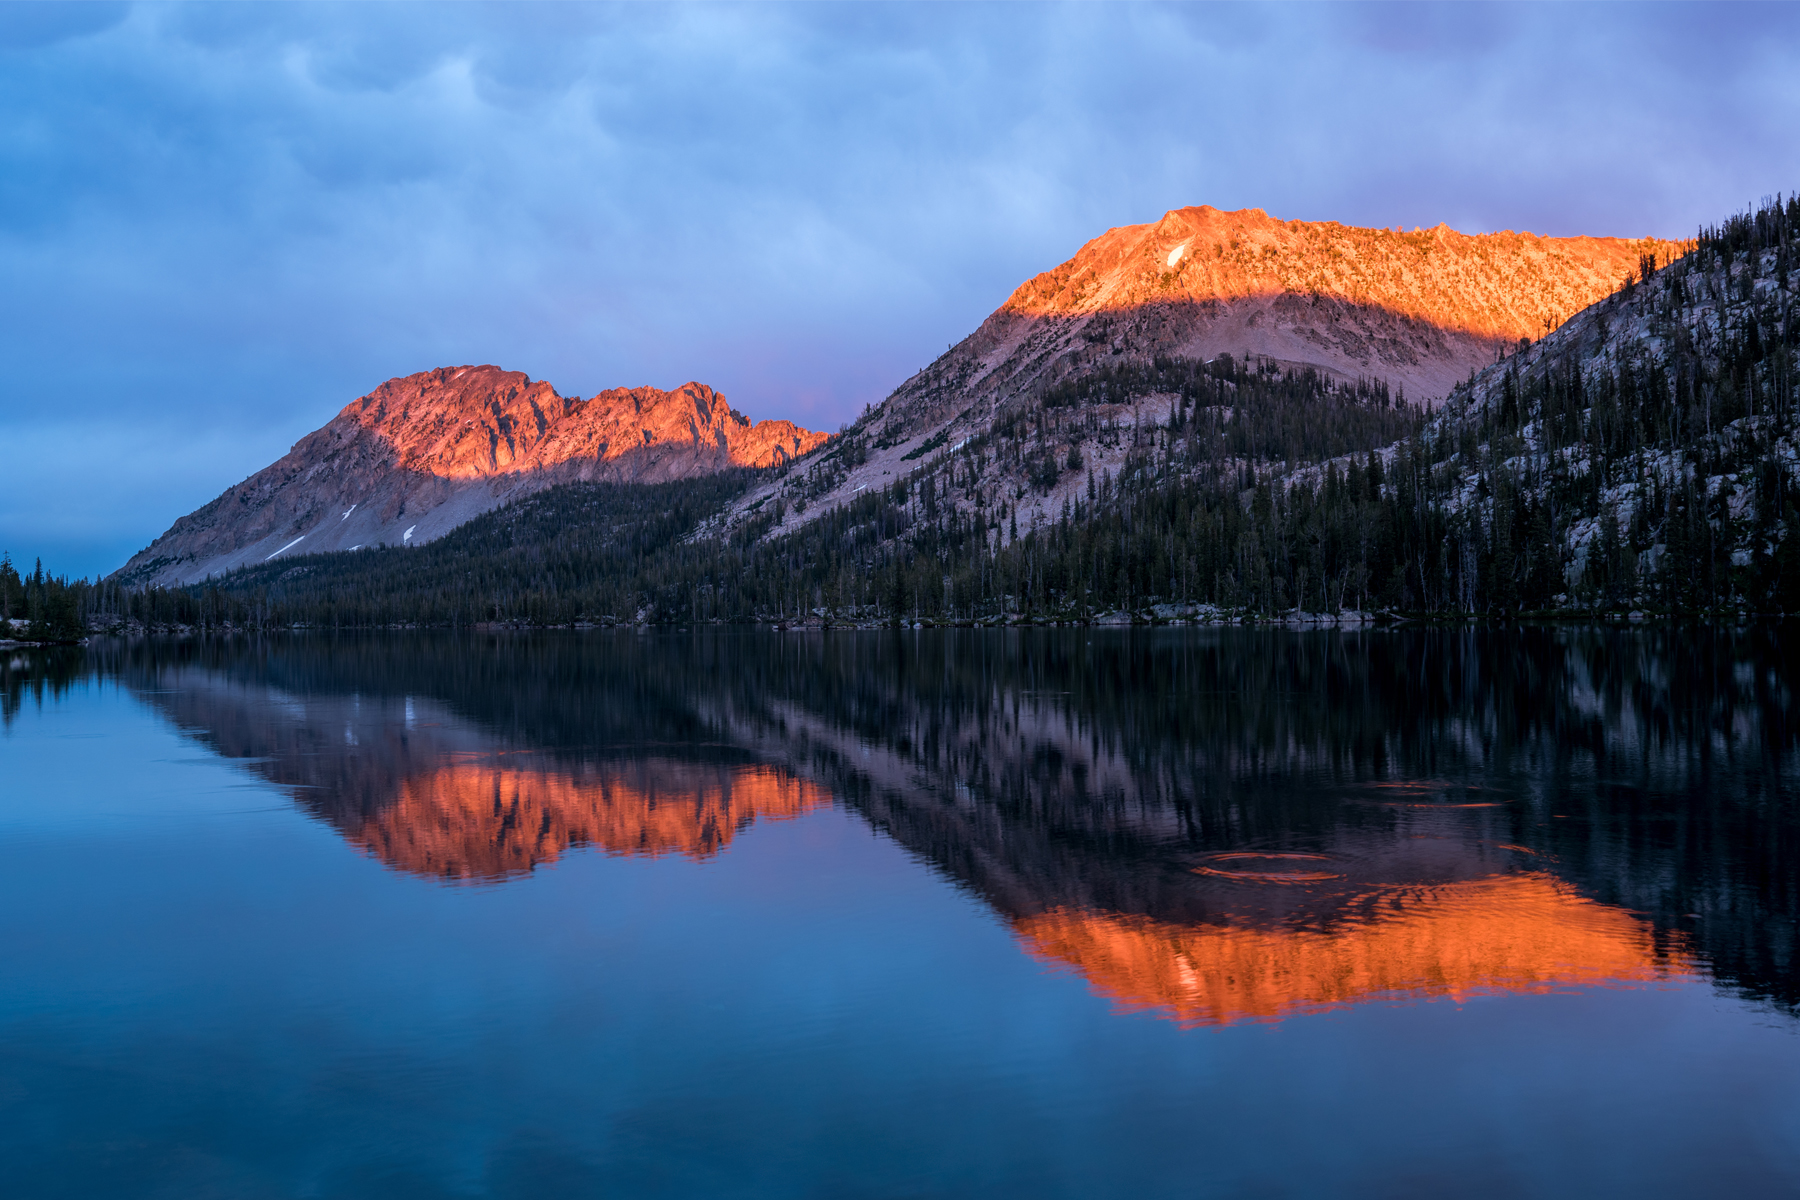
[893, 205, 1686, 432]
[118, 366, 828, 586]
[721, 205, 1686, 537]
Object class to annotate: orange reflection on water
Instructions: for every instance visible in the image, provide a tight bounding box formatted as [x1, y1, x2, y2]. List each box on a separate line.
[1015, 872, 1694, 1027]
[342, 760, 830, 882]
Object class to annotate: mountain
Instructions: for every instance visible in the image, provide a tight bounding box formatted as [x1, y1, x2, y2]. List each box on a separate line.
[114, 365, 829, 586]
[659, 197, 1789, 621]
[82, 197, 1799, 627]
[945, 204, 1680, 407]
[716, 205, 1684, 541]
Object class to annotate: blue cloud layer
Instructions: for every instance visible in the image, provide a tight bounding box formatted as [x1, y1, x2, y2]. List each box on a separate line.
[4, 1, 1797, 577]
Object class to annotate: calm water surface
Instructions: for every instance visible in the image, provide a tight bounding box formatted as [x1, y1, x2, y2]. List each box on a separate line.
[3, 628, 1799, 1198]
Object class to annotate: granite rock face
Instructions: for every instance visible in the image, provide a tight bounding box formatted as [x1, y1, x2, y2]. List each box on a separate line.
[117, 366, 828, 586]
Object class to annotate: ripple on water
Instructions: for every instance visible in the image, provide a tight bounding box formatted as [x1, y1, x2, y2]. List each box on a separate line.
[1193, 851, 1343, 884]
[1344, 779, 1508, 809]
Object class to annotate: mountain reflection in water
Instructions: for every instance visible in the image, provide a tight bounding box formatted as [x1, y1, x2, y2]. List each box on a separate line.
[1018, 873, 1691, 1027]
[100, 662, 828, 880]
[50, 624, 1797, 1025]
[365, 760, 827, 878]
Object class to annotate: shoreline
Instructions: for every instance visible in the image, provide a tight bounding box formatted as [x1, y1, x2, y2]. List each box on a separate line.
[24, 608, 1795, 642]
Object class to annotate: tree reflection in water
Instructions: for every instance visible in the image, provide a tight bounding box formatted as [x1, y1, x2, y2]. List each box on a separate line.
[37, 623, 1794, 1022]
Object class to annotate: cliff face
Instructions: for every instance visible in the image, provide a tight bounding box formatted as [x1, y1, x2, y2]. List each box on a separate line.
[116, 365, 828, 586]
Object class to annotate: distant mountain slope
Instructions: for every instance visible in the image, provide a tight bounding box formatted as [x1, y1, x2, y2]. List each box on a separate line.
[981, 204, 1682, 404]
[115, 365, 828, 586]
[1389, 199, 1800, 611]
[594, 198, 1798, 623]
[722, 205, 1684, 540]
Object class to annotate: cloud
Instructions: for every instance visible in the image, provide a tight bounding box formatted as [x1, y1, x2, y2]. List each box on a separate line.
[0, 1, 128, 51]
[3, 1, 1799, 576]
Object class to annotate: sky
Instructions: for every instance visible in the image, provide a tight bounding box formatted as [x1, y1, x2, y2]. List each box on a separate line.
[4, 1, 1800, 578]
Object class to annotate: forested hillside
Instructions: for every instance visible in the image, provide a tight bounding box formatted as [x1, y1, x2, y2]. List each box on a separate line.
[33, 360, 1420, 629]
[14, 196, 1800, 633]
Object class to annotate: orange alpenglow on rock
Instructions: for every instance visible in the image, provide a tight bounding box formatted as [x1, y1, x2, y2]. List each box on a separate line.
[341, 759, 831, 882]
[924, 205, 1689, 422]
[1004, 206, 1683, 340]
[114, 364, 830, 586]
[1014, 872, 1693, 1027]
[342, 367, 825, 481]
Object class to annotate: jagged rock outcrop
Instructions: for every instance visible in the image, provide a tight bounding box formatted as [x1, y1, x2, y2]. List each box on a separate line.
[117, 366, 828, 585]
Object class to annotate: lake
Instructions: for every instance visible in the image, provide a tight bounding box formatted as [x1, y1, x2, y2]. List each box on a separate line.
[3, 627, 1798, 1198]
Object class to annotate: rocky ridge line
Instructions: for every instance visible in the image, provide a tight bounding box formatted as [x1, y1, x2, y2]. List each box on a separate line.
[715, 205, 1683, 542]
[117, 365, 828, 586]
